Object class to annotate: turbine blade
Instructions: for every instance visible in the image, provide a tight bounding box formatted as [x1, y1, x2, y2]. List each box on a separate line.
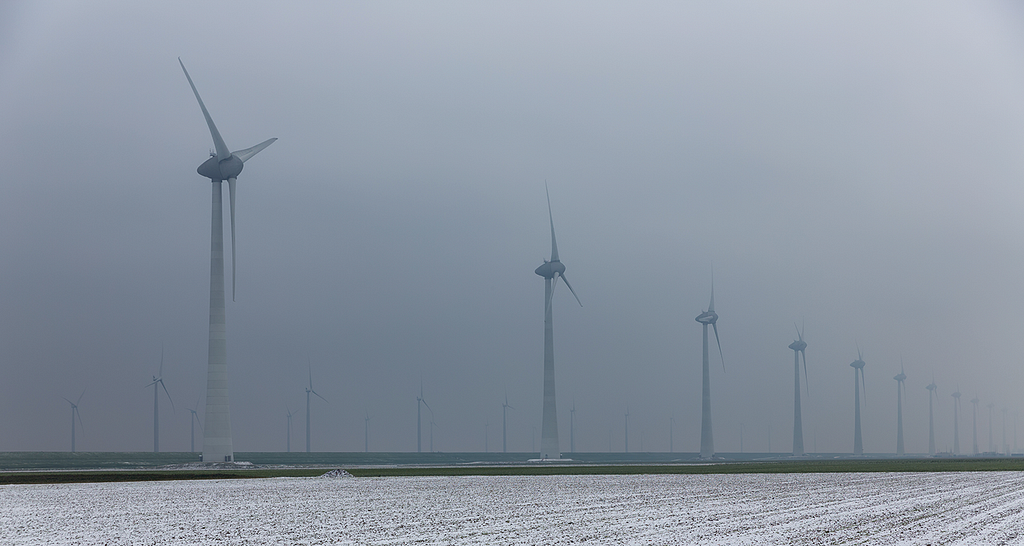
[545, 274, 559, 315]
[708, 279, 716, 313]
[75, 408, 84, 432]
[712, 322, 725, 372]
[546, 183, 559, 262]
[159, 344, 164, 376]
[422, 399, 431, 412]
[63, 397, 73, 406]
[161, 380, 175, 413]
[313, 390, 327, 403]
[228, 177, 237, 302]
[178, 58, 231, 161]
[233, 138, 277, 163]
[801, 350, 809, 395]
[559, 273, 583, 307]
[861, 368, 867, 405]
[76, 390, 85, 405]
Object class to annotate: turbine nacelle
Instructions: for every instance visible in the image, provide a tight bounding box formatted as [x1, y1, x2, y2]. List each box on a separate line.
[788, 340, 807, 352]
[197, 154, 243, 181]
[850, 360, 865, 369]
[695, 310, 718, 325]
[535, 260, 565, 279]
[894, 373, 906, 382]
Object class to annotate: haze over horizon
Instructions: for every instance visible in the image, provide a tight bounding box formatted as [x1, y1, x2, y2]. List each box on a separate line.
[2, 1, 1024, 455]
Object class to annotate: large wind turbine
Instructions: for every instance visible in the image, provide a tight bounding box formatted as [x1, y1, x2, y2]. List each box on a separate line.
[417, 382, 431, 453]
[188, 399, 203, 453]
[971, 396, 980, 455]
[850, 349, 867, 456]
[180, 59, 276, 463]
[63, 392, 84, 453]
[502, 392, 513, 453]
[305, 364, 327, 453]
[695, 279, 725, 459]
[534, 184, 582, 460]
[951, 387, 961, 455]
[926, 377, 938, 455]
[893, 360, 906, 456]
[146, 349, 174, 453]
[788, 324, 808, 456]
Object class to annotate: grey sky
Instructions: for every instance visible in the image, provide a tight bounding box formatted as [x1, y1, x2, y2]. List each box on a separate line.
[1, 1, 1024, 454]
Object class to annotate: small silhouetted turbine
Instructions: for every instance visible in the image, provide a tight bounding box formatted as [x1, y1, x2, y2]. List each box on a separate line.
[893, 360, 907, 456]
[851, 349, 867, 456]
[971, 396, 980, 455]
[305, 364, 327, 453]
[926, 377, 938, 455]
[695, 277, 725, 459]
[188, 398, 203, 453]
[63, 392, 84, 453]
[417, 382, 431, 453]
[988, 402, 995, 452]
[951, 387, 961, 455]
[788, 323, 808, 456]
[502, 392, 513, 453]
[146, 348, 175, 453]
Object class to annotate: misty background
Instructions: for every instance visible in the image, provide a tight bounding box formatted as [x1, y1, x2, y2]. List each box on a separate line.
[1, 1, 1024, 455]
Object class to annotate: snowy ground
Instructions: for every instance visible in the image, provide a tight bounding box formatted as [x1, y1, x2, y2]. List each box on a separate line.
[3, 471, 1024, 544]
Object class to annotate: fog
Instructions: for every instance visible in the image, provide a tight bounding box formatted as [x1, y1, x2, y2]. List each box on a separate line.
[2, 1, 1024, 455]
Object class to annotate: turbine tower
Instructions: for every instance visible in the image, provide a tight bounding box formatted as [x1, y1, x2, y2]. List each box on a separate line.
[502, 392, 513, 453]
[534, 184, 582, 460]
[624, 407, 630, 453]
[951, 387, 961, 455]
[286, 407, 293, 453]
[364, 411, 371, 453]
[971, 396, 980, 455]
[305, 364, 327, 453]
[570, 401, 577, 454]
[926, 377, 938, 455]
[188, 399, 203, 453]
[63, 392, 84, 453]
[695, 278, 725, 459]
[146, 348, 174, 453]
[988, 402, 995, 452]
[180, 59, 276, 463]
[851, 349, 867, 456]
[417, 382, 431, 453]
[788, 323, 808, 456]
[893, 360, 906, 456]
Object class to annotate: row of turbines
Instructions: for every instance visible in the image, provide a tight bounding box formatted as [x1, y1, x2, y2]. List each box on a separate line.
[56, 60, 1014, 460]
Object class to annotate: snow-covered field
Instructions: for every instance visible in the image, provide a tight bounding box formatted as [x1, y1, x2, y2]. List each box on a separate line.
[3, 471, 1024, 544]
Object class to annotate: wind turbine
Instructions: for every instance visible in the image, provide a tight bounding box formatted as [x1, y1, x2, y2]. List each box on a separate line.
[788, 323, 808, 456]
[180, 59, 276, 464]
[926, 377, 938, 455]
[695, 277, 725, 459]
[430, 418, 439, 453]
[1002, 407, 1008, 455]
[570, 400, 577, 454]
[669, 414, 674, 454]
[971, 396, 980, 455]
[951, 386, 961, 455]
[146, 348, 174, 453]
[63, 392, 84, 453]
[893, 360, 906, 456]
[286, 407, 294, 453]
[534, 183, 581, 460]
[988, 402, 995, 452]
[416, 382, 431, 453]
[364, 411, 371, 453]
[188, 398, 203, 453]
[502, 392, 513, 453]
[305, 364, 327, 453]
[850, 349, 867, 456]
[624, 406, 630, 453]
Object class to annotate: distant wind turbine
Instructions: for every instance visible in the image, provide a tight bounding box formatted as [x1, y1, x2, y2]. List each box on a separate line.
[417, 382, 431, 453]
[951, 387, 962, 455]
[570, 400, 577, 454]
[788, 323, 808, 456]
[502, 392, 513, 453]
[893, 359, 907, 456]
[364, 411, 371, 453]
[146, 348, 175, 453]
[180, 59, 276, 464]
[926, 376, 938, 455]
[695, 276, 725, 459]
[286, 407, 294, 453]
[63, 392, 85, 453]
[305, 363, 327, 453]
[850, 349, 867, 456]
[624, 407, 630, 453]
[988, 402, 995, 452]
[534, 183, 582, 460]
[971, 396, 980, 455]
[188, 398, 203, 453]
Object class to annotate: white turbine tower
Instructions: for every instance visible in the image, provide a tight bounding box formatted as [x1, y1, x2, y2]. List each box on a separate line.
[926, 377, 938, 455]
[146, 348, 174, 453]
[188, 399, 203, 453]
[851, 349, 867, 456]
[788, 323, 808, 456]
[951, 387, 961, 455]
[305, 364, 327, 453]
[894, 360, 906, 456]
[695, 279, 725, 459]
[63, 392, 84, 453]
[534, 184, 582, 461]
[180, 59, 276, 463]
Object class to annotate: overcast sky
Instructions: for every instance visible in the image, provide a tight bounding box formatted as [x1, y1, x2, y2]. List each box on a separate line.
[2, 1, 1024, 455]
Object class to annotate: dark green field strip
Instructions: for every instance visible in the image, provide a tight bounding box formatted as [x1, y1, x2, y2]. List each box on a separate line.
[345, 459, 1024, 477]
[0, 468, 328, 485]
